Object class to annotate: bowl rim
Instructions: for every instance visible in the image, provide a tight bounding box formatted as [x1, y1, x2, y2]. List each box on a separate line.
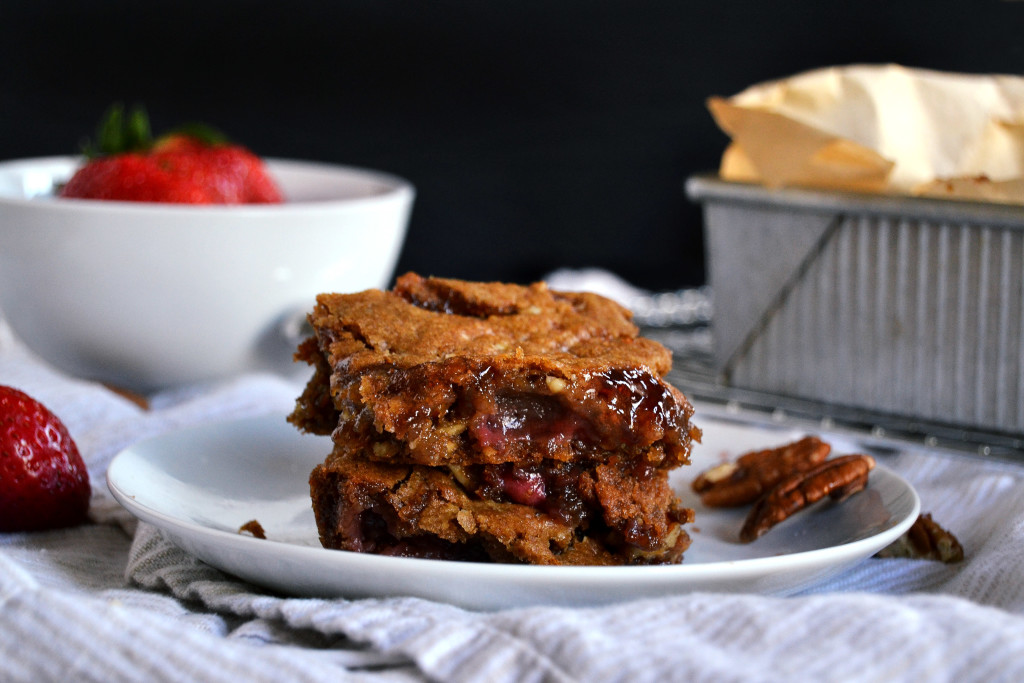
[0, 155, 415, 213]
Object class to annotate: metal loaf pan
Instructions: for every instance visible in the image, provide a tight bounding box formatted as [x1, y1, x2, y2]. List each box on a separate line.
[686, 174, 1024, 440]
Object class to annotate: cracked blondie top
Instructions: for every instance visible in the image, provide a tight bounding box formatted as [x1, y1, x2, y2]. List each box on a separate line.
[291, 272, 700, 565]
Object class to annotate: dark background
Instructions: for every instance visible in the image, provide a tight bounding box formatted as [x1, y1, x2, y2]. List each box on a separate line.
[2, 1, 1022, 290]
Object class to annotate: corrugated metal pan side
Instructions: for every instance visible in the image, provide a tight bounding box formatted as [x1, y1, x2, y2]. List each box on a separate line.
[727, 213, 1024, 434]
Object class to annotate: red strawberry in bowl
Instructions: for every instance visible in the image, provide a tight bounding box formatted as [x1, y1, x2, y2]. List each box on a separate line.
[0, 385, 91, 531]
[59, 104, 283, 204]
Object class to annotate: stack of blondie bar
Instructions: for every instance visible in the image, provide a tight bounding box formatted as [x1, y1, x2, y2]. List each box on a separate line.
[289, 273, 700, 565]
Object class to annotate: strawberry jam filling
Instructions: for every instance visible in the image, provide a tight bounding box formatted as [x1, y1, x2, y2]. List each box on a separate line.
[457, 366, 690, 464]
[498, 468, 547, 506]
[474, 461, 590, 528]
[469, 393, 597, 455]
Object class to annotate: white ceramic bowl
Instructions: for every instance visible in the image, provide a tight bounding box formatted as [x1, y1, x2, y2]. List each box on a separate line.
[0, 156, 414, 392]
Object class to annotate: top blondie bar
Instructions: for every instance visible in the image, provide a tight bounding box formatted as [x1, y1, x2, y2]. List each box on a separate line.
[290, 272, 699, 469]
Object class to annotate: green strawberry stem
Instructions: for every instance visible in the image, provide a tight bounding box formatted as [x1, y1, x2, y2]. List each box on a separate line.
[81, 103, 230, 158]
[81, 103, 151, 157]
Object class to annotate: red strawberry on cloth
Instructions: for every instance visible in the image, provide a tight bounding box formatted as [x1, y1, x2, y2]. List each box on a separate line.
[0, 385, 91, 531]
[59, 103, 283, 204]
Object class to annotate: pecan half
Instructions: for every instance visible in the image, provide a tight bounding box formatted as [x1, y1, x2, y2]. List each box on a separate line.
[739, 454, 876, 542]
[692, 436, 831, 507]
[875, 513, 964, 563]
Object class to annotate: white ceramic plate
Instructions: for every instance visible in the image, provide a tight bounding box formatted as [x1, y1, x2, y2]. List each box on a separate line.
[107, 411, 920, 610]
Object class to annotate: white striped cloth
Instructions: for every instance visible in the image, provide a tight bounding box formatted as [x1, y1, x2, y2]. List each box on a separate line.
[4, 314, 1024, 682]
